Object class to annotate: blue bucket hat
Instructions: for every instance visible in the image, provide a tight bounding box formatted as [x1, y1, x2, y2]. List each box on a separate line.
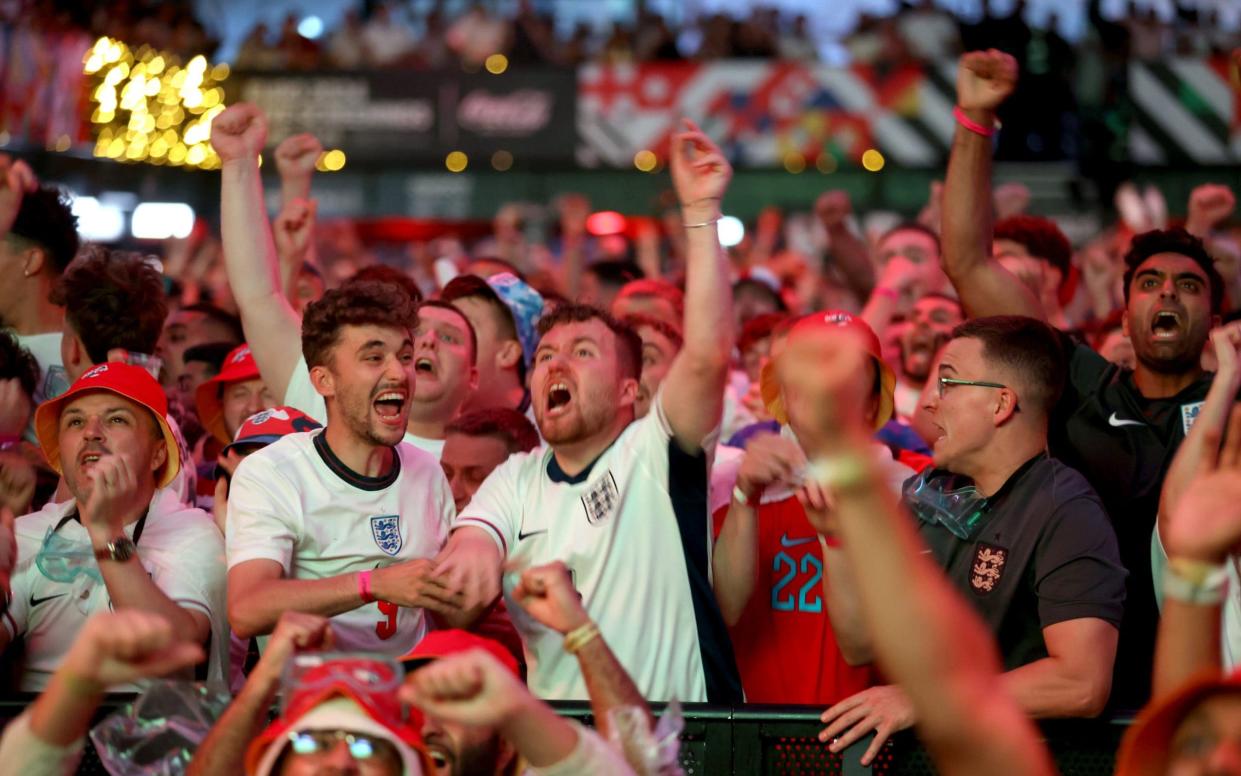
[485, 273, 544, 369]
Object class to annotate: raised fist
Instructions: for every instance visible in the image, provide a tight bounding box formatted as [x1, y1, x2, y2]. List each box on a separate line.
[956, 50, 1018, 116]
[273, 198, 318, 261]
[209, 103, 268, 163]
[274, 133, 323, 181]
[815, 191, 852, 231]
[670, 118, 732, 218]
[1187, 184, 1236, 236]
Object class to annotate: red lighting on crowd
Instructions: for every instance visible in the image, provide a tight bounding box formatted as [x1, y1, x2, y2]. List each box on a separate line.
[586, 211, 626, 236]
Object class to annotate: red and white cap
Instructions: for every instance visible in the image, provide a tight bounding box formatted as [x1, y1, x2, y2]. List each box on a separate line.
[221, 406, 321, 457]
[759, 310, 896, 430]
[35, 362, 180, 489]
[398, 629, 519, 676]
[195, 344, 263, 444]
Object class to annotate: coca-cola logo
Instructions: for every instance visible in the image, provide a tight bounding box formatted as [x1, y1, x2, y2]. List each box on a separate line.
[457, 89, 552, 135]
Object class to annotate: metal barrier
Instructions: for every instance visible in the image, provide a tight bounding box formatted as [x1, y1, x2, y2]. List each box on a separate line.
[0, 697, 1128, 775]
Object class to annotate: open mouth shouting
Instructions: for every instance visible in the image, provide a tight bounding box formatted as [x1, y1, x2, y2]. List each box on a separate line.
[544, 379, 574, 419]
[1150, 309, 1183, 342]
[78, 447, 109, 472]
[372, 385, 409, 427]
[414, 356, 437, 378]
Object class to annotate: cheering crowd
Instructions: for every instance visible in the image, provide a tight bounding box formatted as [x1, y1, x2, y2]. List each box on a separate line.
[0, 46, 1240, 775]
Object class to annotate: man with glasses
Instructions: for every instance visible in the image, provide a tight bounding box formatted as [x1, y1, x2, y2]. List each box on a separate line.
[818, 315, 1127, 763]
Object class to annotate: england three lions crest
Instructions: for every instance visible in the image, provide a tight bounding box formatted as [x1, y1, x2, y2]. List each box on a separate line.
[581, 471, 620, 526]
[370, 515, 402, 556]
[971, 542, 1007, 594]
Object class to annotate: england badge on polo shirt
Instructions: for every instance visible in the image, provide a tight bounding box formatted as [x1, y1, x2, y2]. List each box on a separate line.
[1181, 401, 1204, 435]
[370, 515, 403, 556]
[581, 472, 620, 526]
[971, 543, 1007, 594]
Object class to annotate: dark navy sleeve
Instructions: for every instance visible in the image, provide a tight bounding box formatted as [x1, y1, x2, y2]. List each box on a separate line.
[1032, 494, 1127, 629]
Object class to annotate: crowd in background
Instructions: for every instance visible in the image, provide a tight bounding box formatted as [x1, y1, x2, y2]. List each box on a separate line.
[0, 20, 1240, 774]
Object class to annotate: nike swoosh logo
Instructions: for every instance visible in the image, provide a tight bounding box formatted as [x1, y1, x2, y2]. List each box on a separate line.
[29, 593, 66, 608]
[518, 529, 548, 541]
[780, 534, 817, 548]
[1108, 412, 1145, 428]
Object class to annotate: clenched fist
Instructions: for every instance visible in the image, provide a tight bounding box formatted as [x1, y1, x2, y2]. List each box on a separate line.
[274, 133, 323, 181]
[956, 49, 1018, 117]
[209, 103, 268, 163]
[1187, 183, 1236, 237]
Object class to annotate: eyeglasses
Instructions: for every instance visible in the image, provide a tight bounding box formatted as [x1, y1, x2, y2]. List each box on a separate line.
[937, 376, 1010, 398]
[286, 729, 401, 762]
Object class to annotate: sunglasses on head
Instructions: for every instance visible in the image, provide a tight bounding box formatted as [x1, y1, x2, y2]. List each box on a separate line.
[286, 729, 401, 762]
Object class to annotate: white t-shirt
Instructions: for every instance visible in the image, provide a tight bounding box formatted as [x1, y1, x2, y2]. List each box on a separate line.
[3, 488, 227, 691]
[226, 430, 454, 655]
[284, 356, 446, 458]
[14, 331, 68, 443]
[455, 396, 740, 703]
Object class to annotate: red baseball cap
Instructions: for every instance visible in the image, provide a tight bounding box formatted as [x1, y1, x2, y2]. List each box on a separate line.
[195, 344, 263, 444]
[222, 407, 322, 457]
[35, 362, 180, 489]
[1115, 669, 1241, 775]
[760, 310, 895, 430]
[398, 630, 519, 677]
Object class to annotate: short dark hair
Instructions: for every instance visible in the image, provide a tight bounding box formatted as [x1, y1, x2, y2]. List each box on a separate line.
[7, 186, 79, 275]
[536, 303, 642, 380]
[417, 299, 478, 364]
[621, 312, 684, 352]
[446, 408, 540, 454]
[585, 260, 642, 290]
[950, 315, 1066, 418]
[301, 280, 419, 368]
[1122, 228, 1224, 313]
[878, 221, 941, 253]
[182, 341, 237, 374]
[737, 312, 791, 356]
[350, 264, 423, 305]
[441, 274, 523, 380]
[0, 329, 40, 400]
[179, 303, 244, 344]
[52, 248, 168, 363]
[994, 215, 1072, 277]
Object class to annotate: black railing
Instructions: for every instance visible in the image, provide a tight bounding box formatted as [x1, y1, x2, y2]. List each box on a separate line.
[0, 698, 1129, 775]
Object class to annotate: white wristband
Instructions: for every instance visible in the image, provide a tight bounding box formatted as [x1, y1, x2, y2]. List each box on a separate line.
[1164, 559, 1228, 606]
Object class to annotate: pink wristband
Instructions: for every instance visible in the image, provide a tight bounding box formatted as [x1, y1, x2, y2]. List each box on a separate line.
[873, 287, 899, 301]
[358, 569, 376, 604]
[953, 106, 997, 138]
[0, 435, 19, 452]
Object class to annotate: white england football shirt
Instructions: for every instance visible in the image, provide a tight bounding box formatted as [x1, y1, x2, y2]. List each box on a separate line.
[226, 431, 454, 655]
[283, 356, 446, 458]
[14, 331, 68, 444]
[3, 488, 227, 691]
[455, 396, 743, 703]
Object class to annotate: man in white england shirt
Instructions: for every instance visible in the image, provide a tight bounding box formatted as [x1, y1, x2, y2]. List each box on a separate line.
[435, 120, 744, 703]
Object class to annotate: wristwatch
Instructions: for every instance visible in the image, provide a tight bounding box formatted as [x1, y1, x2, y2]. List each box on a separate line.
[95, 536, 138, 563]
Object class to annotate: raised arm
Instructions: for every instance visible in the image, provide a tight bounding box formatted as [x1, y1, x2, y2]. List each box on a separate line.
[209, 104, 304, 402]
[274, 133, 322, 209]
[817, 191, 875, 300]
[189, 612, 332, 776]
[512, 562, 654, 741]
[1153, 404, 1241, 696]
[941, 51, 1042, 320]
[0, 610, 201, 775]
[784, 328, 1053, 776]
[402, 648, 637, 775]
[659, 119, 734, 452]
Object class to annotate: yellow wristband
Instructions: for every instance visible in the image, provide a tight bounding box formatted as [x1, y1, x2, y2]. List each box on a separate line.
[58, 670, 106, 698]
[564, 621, 601, 654]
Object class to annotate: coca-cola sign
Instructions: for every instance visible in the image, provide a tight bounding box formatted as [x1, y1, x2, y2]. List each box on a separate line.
[457, 89, 553, 136]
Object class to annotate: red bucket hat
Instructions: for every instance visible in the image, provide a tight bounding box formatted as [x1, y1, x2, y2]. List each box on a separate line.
[222, 407, 322, 457]
[35, 362, 180, 489]
[1115, 669, 1241, 775]
[195, 344, 263, 444]
[760, 311, 896, 430]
